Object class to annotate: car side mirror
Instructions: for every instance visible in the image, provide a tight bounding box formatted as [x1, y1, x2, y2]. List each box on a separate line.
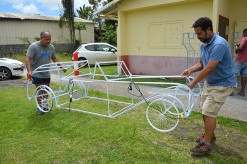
[110, 48, 117, 53]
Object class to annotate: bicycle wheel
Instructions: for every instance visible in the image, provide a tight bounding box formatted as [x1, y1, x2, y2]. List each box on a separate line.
[35, 86, 53, 113]
[146, 98, 180, 132]
[67, 81, 87, 101]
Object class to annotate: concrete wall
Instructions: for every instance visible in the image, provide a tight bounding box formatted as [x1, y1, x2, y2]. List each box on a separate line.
[0, 18, 94, 55]
[0, 19, 94, 45]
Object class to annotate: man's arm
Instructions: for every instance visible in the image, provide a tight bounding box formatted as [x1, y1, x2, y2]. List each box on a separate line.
[235, 43, 245, 53]
[52, 57, 61, 68]
[188, 60, 219, 89]
[51, 57, 58, 63]
[52, 57, 66, 72]
[25, 56, 32, 80]
[235, 38, 246, 53]
[181, 59, 203, 77]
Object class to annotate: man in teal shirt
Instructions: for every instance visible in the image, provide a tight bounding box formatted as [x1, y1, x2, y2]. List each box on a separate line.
[181, 17, 236, 156]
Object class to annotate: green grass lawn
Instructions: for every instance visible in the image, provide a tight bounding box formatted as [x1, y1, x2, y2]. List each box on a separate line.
[1, 84, 247, 163]
[1, 54, 247, 162]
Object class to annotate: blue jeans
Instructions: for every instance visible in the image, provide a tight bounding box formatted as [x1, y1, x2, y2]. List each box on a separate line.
[234, 61, 247, 77]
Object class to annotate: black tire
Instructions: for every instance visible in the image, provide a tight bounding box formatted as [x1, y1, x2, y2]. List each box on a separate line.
[0, 67, 12, 80]
[78, 57, 88, 68]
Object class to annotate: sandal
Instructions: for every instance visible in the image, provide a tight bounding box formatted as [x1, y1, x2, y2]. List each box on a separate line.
[190, 141, 211, 156]
[196, 133, 216, 144]
[237, 91, 245, 97]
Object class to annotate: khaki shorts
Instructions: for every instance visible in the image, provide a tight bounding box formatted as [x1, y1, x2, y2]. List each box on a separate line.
[199, 82, 234, 117]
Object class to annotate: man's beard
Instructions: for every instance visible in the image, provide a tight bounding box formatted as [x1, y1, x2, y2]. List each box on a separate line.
[199, 33, 210, 43]
[200, 37, 210, 43]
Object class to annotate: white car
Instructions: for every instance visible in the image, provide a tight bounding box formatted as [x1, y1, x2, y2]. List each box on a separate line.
[73, 43, 117, 64]
[0, 58, 24, 80]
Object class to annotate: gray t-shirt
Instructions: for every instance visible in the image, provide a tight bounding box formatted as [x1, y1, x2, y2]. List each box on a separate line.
[26, 41, 56, 78]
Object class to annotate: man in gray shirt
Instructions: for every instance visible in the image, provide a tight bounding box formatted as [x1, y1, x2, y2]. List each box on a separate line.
[25, 31, 65, 115]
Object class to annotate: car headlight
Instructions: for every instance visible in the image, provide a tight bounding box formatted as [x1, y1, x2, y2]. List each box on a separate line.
[12, 63, 23, 67]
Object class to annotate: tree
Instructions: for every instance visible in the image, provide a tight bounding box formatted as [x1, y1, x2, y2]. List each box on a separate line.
[77, 4, 93, 20]
[76, 0, 117, 45]
[88, 0, 102, 11]
[100, 0, 117, 44]
[88, 0, 103, 34]
[60, 0, 75, 45]
[74, 22, 86, 46]
[102, 0, 113, 5]
[98, 0, 117, 45]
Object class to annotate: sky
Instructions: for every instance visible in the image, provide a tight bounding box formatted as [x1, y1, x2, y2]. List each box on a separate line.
[0, 0, 90, 16]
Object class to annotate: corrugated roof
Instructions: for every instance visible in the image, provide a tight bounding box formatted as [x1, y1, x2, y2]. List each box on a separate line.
[0, 12, 94, 23]
[94, 0, 122, 15]
[0, 12, 56, 20]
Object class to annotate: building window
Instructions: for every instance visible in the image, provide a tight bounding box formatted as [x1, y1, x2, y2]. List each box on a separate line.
[148, 21, 182, 48]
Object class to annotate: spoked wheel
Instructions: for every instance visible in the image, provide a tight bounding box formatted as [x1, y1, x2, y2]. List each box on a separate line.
[0, 67, 11, 80]
[35, 86, 53, 113]
[67, 81, 87, 101]
[146, 98, 180, 132]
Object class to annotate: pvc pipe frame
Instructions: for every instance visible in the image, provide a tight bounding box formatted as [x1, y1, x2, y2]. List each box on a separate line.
[26, 60, 201, 131]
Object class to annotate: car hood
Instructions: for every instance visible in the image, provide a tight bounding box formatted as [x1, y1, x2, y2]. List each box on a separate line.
[0, 58, 23, 65]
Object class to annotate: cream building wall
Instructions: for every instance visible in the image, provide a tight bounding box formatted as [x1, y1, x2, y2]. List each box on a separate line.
[213, 0, 247, 59]
[105, 0, 247, 75]
[228, 0, 247, 44]
[118, 0, 213, 75]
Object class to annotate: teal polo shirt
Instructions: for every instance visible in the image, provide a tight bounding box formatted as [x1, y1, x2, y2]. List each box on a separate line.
[200, 34, 236, 86]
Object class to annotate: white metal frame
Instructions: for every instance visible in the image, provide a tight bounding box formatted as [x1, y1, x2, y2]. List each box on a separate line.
[27, 60, 201, 132]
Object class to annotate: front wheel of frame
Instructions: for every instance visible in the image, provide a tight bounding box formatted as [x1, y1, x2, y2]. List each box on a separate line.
[146, 98, 180, 132]
[35, 86, 53, 113]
